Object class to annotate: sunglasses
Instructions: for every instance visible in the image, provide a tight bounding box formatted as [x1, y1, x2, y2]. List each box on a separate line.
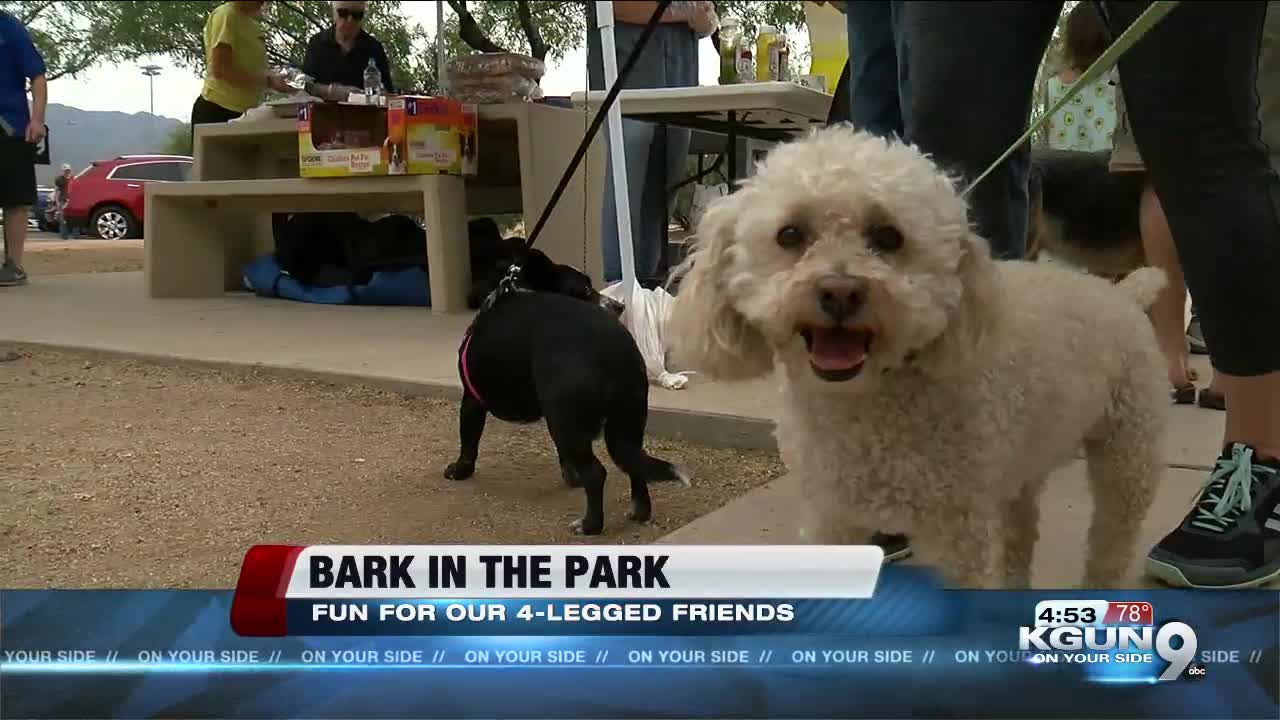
[336, 8, 364, 21]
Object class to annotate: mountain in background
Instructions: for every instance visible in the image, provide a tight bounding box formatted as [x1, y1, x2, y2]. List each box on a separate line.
[37, 104, 185, 186]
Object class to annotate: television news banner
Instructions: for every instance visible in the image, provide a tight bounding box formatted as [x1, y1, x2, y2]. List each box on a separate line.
[1, 545, 1277, 718]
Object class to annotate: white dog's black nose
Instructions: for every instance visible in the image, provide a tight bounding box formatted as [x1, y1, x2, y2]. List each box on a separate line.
[817, 275, 867, 322]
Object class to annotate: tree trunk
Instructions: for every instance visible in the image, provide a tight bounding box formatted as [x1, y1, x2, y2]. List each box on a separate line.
[515, 1, 548, 61]
[445, 0, 508, 54]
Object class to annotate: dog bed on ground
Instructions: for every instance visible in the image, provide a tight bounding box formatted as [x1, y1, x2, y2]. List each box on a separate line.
[237, 215, 523, 308]
[242, 253, 431, 306]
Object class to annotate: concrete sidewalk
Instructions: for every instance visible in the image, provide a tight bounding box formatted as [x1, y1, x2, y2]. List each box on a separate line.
[659, 463, 1241, 588]
[0, 271, 1245, 588]
[0, 272, 777, 449]
[0, 272, 1226, 463]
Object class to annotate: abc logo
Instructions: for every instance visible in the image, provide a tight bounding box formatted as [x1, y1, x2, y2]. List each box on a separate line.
[1184, 662, 1208, 681]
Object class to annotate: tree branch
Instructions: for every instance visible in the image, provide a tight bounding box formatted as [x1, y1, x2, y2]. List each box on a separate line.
[45, 55, 101, 82]
[277, 0, 327, 33]
[19, 0, 56, 26]
[515, 0, 547, 61]
[267, 46, 303, 71]
[445, 0, 508, 54]
[265, 23, 311, 55]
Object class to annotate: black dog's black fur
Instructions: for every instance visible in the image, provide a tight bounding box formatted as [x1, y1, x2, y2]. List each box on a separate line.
[1028, 148, 1144, 251]
[445, 246, 686, 535]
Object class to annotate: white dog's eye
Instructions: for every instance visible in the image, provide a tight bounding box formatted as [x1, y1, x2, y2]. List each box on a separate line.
[776, 225, 806, 249]
[867, 225, 904, 253]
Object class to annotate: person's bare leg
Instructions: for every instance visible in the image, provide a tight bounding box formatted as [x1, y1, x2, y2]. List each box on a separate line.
[1208, 369, 1224, 394]
[1192, 365, 1228, 411]
[1138, 183, 1193, 389]
[1217, 374, 1280, 459]
[3, 206, 26, 266]
[1112, 0, 1280, 588]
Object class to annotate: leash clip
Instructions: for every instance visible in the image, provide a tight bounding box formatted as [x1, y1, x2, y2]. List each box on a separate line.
[478, 262, 524, 313]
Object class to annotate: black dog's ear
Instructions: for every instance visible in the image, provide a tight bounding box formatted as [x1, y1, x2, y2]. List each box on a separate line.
[513, 248, 558, 291]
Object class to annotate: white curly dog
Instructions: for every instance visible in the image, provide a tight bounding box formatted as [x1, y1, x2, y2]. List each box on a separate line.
[668, 126, 1169, 589]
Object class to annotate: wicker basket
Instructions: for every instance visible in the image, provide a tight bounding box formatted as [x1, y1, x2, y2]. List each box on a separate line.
[448, 53, 545, 82]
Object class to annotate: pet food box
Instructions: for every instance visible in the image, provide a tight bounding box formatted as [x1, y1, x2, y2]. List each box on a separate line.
[297, 102, 390, 178]
[385, 96, 479, 176]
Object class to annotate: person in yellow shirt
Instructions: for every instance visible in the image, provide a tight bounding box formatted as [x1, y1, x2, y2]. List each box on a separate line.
[190, 1, 289, 133]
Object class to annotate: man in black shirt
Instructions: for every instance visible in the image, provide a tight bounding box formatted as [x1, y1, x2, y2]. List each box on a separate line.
[302, 1, 394, 95]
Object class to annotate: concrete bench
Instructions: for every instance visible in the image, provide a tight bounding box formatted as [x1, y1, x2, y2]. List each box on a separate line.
[144, 175, 469, 312]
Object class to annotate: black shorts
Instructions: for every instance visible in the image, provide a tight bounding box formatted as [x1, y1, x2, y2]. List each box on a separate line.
[0, 133, 37, 209]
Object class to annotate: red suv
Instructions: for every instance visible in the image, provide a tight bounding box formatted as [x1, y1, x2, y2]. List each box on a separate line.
[63, 155, 193, 240]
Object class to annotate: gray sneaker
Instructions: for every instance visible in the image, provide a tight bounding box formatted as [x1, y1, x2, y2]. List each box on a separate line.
[0, 260, 27, 286]
[1146, 443, 1280, 588]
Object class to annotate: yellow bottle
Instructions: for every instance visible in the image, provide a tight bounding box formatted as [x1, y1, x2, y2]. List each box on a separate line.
[756, 24, 777, 81]
[804, 1, 849, 92]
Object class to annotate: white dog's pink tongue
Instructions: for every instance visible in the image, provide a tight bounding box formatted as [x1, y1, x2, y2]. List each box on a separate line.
[810, 328, 870, 370]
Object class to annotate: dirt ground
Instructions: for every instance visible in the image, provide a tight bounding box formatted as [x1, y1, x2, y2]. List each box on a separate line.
[0, 348, 784, 589]
[22, 239, 144, 276]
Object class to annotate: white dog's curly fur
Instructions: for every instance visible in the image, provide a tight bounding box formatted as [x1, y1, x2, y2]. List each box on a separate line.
[668, 126, 1169, 589]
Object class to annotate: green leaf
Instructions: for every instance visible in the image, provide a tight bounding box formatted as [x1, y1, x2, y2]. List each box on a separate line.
[6, 0, 811, 92]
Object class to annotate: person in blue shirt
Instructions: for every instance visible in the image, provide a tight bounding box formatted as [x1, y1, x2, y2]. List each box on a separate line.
[0, 9, 47, 287]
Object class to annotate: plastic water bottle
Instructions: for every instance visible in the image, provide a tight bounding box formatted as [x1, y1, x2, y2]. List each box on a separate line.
[717, 17, 741, 84]
[363, 58, 382, 98]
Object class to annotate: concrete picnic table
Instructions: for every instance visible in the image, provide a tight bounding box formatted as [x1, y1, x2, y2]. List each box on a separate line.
[184, 100, 609, 287]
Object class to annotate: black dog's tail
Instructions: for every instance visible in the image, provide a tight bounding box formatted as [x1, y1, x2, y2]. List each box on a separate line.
[604, 410, 693, 486]
[633, 454, 693, 486]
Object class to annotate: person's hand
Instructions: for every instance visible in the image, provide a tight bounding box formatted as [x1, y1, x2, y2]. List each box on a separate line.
[687, 0, 718, 38]
[25, 118, 45, 144]
[266, 72, 292, 93]
[330, 84, 362, 101]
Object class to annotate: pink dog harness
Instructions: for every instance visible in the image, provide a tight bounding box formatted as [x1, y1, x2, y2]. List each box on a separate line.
[461, 262, 525, 408]
[459, 329, 486, 407]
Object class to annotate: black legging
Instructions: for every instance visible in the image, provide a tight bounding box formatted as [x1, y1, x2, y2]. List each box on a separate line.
[190, 95, 242, 149]
[902, 1, 1280, 377]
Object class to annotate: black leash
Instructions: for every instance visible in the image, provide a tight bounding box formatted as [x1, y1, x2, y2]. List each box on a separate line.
[523, 0, 673, 251]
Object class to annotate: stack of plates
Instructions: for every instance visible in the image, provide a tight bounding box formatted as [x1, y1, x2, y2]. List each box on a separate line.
[265, 94, 322, 117]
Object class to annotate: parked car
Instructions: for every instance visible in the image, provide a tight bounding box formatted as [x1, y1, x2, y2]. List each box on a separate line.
[62, 155, 193, 240]
[5, 187, 54, 231]
[35, 186, 55, 231]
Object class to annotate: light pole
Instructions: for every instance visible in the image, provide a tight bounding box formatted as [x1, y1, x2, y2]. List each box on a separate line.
[140, 64, 162, 150]
[140, 64, 162, 115]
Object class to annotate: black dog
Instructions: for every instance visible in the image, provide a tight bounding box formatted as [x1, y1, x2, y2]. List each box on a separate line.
[1025, 148, 1147, 278]
[444, 247, 688, 535]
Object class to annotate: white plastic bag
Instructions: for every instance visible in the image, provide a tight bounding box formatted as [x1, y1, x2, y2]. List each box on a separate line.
[601, 281, 693, 390]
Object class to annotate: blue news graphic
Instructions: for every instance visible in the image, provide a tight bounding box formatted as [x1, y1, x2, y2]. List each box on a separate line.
[1, 568, 1277, 719]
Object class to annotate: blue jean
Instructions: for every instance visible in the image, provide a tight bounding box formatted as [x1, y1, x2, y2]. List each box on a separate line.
[847, 3, 1034, 259]
[587, 16, 698, 284]
[846, 1, 910, 139]
[899, 1, 1039, 260]
[848, 4, 1034, 260]
[58, 211, 75, 239]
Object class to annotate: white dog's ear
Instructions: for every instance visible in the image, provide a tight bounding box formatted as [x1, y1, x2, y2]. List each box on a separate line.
[917, 232, 1003, 375]
[666, 200, 775, 381]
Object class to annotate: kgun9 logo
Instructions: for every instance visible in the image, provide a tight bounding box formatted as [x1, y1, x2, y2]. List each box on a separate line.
[1019, 621, 1201, 681]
